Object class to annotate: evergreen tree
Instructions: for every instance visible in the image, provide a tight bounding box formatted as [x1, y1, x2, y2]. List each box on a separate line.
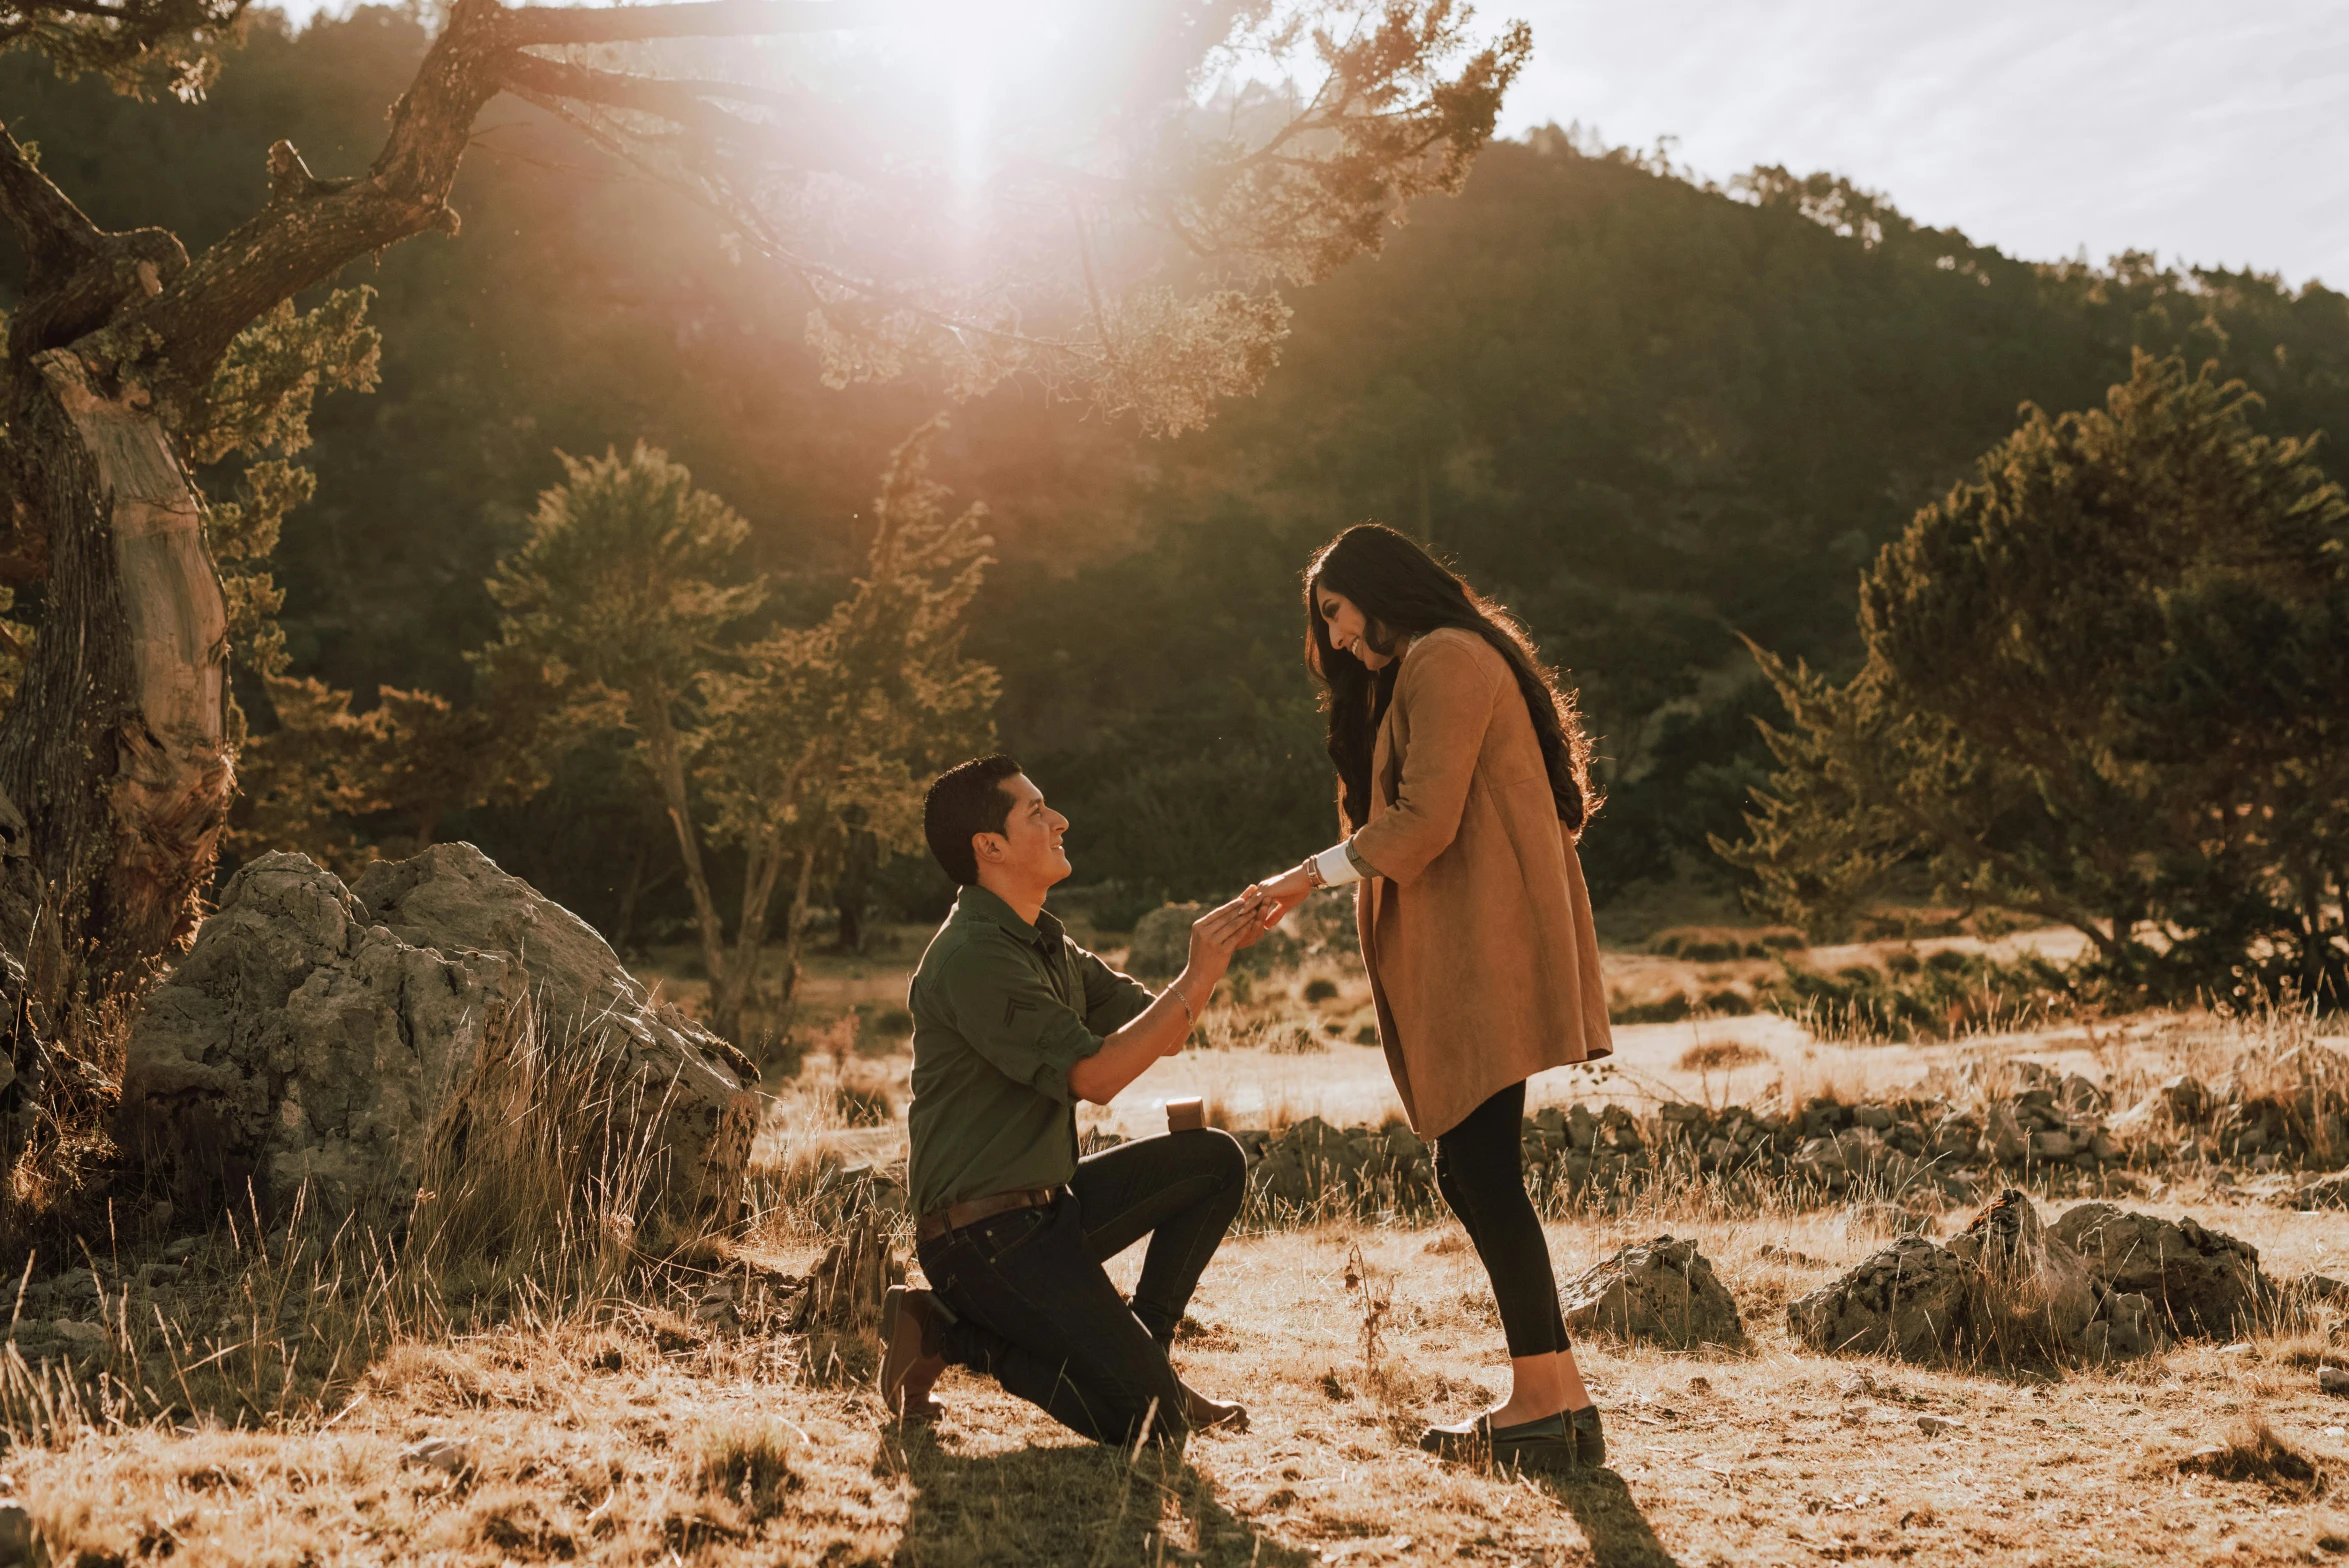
[1724, 353, 2349, 1004]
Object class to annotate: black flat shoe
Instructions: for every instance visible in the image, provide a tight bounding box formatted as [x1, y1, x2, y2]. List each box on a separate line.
[1489, 1411, 1579, 1476]
[1419, 1412, 1580, 1475]
[1569, 1404, 1606, 1469]
[1417, 1414, 1489, 1459]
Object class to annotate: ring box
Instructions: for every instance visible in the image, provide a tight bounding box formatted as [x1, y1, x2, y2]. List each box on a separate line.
[1166, 1096, 1206, 1133]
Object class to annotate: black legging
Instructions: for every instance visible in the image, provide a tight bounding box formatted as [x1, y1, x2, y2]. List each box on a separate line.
[1433, 1080, 1570, 1357]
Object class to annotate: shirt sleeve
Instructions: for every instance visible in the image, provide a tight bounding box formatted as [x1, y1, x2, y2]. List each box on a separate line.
[1346, 636, 1503, 886]
[932, 937, 1105, 1105]
[1076, 945, 1156, 1034]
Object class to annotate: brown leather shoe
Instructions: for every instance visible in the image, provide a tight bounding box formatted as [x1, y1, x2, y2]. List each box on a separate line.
[880, 1286, 947, 1419]
[1179, 1376, 1249, 1433]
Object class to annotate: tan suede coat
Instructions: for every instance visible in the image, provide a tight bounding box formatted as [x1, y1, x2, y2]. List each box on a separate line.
[1348, 627, 1613, 1139]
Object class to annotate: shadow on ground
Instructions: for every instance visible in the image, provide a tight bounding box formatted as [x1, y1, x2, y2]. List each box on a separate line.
[1537, 1467, 1682, 1568]
[888, 1427, 1316, 1567]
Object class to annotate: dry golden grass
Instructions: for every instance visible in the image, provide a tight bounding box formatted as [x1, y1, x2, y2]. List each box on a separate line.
[17, 1191, 2349, 1565]
[17, 931, 2349, 1564]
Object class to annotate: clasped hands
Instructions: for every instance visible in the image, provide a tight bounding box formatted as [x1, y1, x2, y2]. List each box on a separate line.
[1183, 861, 1320, 978]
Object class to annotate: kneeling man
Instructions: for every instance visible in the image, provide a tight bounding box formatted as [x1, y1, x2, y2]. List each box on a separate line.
[882, 755, 1261, 1445]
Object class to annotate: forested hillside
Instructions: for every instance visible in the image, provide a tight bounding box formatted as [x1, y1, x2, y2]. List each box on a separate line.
[9, 9, 2348, 943]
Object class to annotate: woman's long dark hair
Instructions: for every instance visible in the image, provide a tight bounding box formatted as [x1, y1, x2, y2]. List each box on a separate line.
[1306, 523, 1597, 835]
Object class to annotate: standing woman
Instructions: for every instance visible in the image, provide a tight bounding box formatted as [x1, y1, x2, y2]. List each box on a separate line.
[1249, 523, 1612, 1475]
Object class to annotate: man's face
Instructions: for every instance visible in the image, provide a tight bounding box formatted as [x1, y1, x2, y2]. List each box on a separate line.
[976, 772, 1072, 891]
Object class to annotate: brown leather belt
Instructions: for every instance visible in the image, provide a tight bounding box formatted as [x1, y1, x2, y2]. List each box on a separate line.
[915, 1186, 1057, 1244]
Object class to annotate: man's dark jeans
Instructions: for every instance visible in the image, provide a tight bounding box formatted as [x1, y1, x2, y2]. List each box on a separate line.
[915, 1128, 1247, 1447]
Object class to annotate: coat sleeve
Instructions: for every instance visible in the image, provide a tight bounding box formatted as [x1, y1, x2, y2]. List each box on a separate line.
[1347, 636, 1502, 886]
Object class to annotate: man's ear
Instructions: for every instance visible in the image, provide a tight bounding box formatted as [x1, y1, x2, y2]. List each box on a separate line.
[973, 831, 1003, 865]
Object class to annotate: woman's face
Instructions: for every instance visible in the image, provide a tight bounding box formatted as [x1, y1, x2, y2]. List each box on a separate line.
[1316, 586, 1398, 669]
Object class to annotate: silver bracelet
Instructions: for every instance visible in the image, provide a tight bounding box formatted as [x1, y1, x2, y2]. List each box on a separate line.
[1170, 984, 1196, 1028]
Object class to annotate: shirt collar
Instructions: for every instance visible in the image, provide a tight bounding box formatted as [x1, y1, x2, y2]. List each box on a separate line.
[953, 884, 1065, 949]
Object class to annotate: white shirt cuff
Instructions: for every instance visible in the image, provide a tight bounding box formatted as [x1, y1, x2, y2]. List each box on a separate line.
[1313, 843, 1365, 888]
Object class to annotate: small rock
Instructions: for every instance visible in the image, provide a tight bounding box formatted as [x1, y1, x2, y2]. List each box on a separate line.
[2049, 1203, 2270, 1339]
[1918, 1414, 1961, 1435]
[2295, 1173, 2349, 1211]
[0, 1502, 49, 1568]
[399, 1436, 475, 1475]
[1950, 1189, 2097, 1358]
[2160, 1075, 2209, 1122]
[1986, 1102, 2030, 1164]
[2319, 1367, 2349, 1396]
[1558, 1235, 1746, 1349]
[2300, 1273, 2349, 1305]
[50, 1320, 106, 1358]
[164, 1237, 202, 1263]
[1789, 1235, 1973, 1360]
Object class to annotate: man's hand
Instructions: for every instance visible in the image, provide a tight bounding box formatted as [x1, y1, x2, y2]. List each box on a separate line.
[1187, 891, 1276, 980]
[1073, 889, 1279, 1105]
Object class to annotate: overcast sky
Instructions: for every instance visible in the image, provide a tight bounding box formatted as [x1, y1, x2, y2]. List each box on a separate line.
[1501, 0, 2349, 288]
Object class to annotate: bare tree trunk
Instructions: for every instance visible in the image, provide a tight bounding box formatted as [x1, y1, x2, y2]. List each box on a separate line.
[641, 696, 727, 995]
[710, 822, 787, 1044]
[775, 843, 818, 1018]
[0, 357, 229, 998]
[611, 835, 649, 957]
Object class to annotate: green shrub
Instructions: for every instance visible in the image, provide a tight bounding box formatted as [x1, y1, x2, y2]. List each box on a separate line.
[1302, 977, 1340, 1004]
[1757, 950, 2075, 1042]
[1648, 925, 1809, 961]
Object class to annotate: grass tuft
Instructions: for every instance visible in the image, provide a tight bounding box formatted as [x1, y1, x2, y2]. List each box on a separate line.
[691, 1413, 801, 1519]
[2181, 1414, 2326, 1495]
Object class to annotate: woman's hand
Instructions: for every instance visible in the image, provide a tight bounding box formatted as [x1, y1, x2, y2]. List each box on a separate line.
[1246, 864, 1315, 929]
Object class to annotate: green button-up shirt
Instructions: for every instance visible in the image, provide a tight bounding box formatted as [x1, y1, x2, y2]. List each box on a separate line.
[906, 885, 1156, 1215]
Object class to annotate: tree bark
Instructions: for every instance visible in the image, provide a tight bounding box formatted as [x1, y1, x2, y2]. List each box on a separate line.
[0, 355, 229, 996]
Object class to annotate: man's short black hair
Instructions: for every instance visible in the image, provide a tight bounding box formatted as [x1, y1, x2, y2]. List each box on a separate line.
[925, 755, 1025, 886]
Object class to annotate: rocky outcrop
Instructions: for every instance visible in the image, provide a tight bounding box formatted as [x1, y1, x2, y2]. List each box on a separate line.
[2048, 1202, 2270, 1338]
[1238, 1116, 1433, 1213]
[119, 846, 759, 1230]
[1946, 1188, 2097, 1358]
[1559, 1235, 1745, 1349]
[1789, 1189, 2170, 1364]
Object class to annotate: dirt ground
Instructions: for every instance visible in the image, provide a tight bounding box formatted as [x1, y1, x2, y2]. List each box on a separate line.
[20, 1194, 2349, 1566]
[16, 927, 2349, 1565]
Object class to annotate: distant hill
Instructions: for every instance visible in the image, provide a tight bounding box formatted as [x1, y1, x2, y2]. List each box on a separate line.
[9, 20, 2346, 929]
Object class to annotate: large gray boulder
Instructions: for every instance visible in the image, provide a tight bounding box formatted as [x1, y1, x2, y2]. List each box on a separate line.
[2048, 1202, 2269, 1338]
[1559, 1235, 1746, 1349]
[119, 846, 758, 1231]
